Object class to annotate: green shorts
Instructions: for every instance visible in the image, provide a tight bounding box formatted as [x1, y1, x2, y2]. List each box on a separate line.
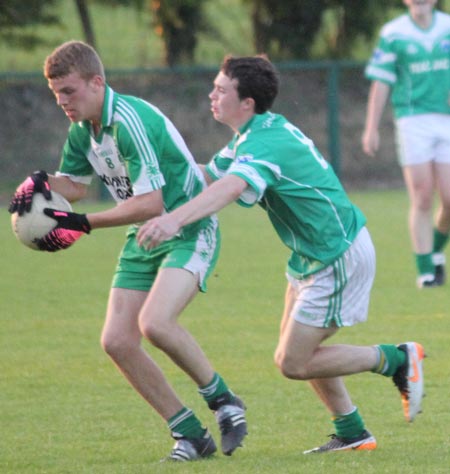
[112, 223, 220, 292]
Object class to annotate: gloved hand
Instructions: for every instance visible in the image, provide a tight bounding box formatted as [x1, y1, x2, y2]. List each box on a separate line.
[8, 170, 51, 216]
[36, 209, 91, 252]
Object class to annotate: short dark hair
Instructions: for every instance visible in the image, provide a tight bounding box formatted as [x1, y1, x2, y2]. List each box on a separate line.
[44, 40, 105, 81]
[220, 55, 279, 114]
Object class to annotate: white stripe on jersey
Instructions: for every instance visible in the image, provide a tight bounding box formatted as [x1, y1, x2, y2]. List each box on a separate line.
[365, 65, 397, 83]
[106, 88, 114, 123]
[281, 174, 351, 244]
[144, 101, 207, 193]
[115, 98, 160, 174]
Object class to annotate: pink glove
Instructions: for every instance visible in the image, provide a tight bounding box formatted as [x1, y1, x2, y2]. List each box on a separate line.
[36, 228, 85, 252]
[8, 170, 51, 216]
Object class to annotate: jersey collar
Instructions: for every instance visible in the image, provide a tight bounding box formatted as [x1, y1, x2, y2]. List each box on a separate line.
[79, 84, 116, 134]
[100, 84, 116, 127]
[237, 111, 274, 135]
[408, 9, 436, 32]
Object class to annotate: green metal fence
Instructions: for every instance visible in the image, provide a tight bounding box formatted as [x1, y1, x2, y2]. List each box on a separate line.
[0, 60, 401, 202]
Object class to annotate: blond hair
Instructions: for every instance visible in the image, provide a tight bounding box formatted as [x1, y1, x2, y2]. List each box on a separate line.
[44, 40, 105, 80]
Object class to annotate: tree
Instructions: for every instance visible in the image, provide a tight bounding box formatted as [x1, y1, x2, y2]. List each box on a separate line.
[0, 0, 59, 48]
[86, 0, 145, 52]
[151, 0, 207, 67]
[249, 0, 326, 60]
[0, 0, 98, 51]
[74, 0, 97, 49]
[86, 0, 206, 67]
[320, 0, 404, 58]
[245, 0, 404, 60]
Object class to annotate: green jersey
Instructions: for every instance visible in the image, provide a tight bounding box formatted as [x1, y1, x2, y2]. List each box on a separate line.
[58, 85, 214, 237]
[365, 10, 450, 118]
[206, 112, 366, 277]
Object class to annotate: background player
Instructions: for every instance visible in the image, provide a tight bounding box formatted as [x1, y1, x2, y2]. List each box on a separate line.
[8, 40, 247, 462]
[362, 0, 450, 288]
[136, 55, 425, 453]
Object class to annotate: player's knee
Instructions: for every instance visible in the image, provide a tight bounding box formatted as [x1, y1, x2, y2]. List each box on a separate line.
[275, 351, 309, 380]
[101, 331, 133, 361]
[139, 318, 169, 348]
[414, 193, 434, 211]
[139, 319, 158, 344]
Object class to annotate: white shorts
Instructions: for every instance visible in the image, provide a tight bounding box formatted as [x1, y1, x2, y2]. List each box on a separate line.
[287, 227, 376, 328]
[395, 114, 450, 166]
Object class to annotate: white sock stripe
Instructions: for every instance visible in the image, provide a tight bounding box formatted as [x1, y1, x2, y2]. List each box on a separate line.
[168, 408, 193, 430]
[198, 374, 220, 396]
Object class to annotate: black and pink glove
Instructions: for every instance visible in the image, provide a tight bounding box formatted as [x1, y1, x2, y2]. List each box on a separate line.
[36, 209, 91, 252]
[8, 170, 51, 216]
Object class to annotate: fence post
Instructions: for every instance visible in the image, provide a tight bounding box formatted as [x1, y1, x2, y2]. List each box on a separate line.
[327, 62, 341, 177]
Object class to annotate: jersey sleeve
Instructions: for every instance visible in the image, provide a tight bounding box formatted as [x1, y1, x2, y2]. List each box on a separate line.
[227, 144, 281, 207]
[57, 124, 94, 184]
[365, 30, 397, 85]
[205, 145, 235, 181]
[115, 118, 166, 196]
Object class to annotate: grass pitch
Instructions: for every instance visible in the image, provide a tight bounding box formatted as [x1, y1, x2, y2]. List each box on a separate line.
[1, 189, 449, 473]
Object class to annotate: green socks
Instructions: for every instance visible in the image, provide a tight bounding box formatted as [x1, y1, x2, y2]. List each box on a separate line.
[333, 407, 365, 439]
[198, 372, 230, 403]
[433, 228, 449, 253]
[168, 373, 232, 439]
[372, 344, 406, 376]
[415, 229, 448, 276]
[415, 253, 434, 276]
[168, 407, 205, 439]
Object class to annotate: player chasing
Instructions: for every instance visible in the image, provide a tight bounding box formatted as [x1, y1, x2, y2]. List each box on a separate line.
[136, 55, 425, 453]
[8, 41, 247, 462]
[362, 0, 450, 289]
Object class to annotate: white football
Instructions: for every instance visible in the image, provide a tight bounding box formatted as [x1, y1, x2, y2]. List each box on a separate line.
[11, 191, 72, 250]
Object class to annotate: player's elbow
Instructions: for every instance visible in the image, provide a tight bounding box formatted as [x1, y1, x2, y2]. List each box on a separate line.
[74, 185, 88, 201]
[52, 177, 88, 203]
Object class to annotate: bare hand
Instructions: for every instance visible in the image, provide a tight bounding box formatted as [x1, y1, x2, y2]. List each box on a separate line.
[361, 128, 380, 157]
[137, 214, 181, 249]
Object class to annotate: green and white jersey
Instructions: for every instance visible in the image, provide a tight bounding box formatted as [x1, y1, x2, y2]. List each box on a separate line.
[57, 85, 214, 237]
[206, 112, 366, 278]
[365, 10, 450, 118]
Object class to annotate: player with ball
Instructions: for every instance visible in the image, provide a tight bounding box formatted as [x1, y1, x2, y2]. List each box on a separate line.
[8, 40, 246, 462]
